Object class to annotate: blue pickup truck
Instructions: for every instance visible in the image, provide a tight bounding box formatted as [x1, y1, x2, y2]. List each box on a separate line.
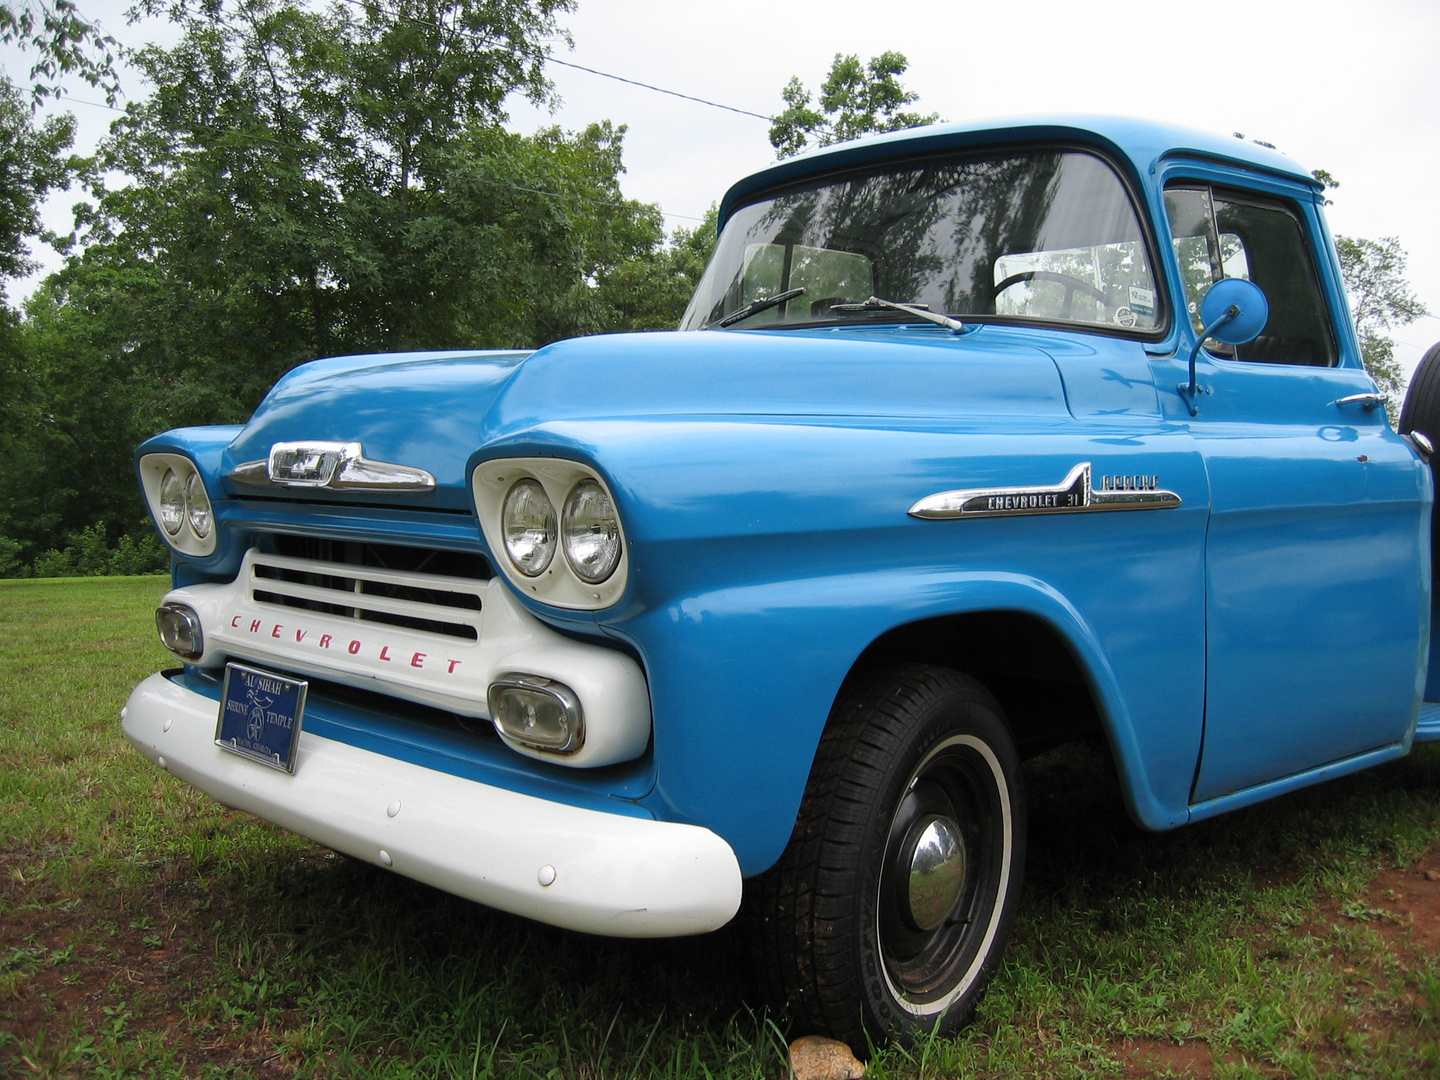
[123, 115, 1440, 1047]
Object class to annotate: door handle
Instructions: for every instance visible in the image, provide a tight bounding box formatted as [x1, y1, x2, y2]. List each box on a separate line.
[1334, 393, 1388, 411]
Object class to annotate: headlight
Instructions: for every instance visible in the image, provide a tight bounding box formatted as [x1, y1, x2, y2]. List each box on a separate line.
[185, 472, 212, 538]
[562, 479, 622, 583]
[502, 478, 557, 576]
[158, 469, 186, 535]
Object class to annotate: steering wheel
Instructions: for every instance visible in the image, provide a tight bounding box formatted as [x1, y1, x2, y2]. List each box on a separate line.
[993, 270, 1109, 320]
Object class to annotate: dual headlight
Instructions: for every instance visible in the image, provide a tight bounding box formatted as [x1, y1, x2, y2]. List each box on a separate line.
[503, 477, 621, 584]
[473, 460, 629, 609]
[139, 454, 217, 557]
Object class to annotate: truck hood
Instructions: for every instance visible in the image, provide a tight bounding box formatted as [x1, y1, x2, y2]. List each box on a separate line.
[221, 327, 1069, 506]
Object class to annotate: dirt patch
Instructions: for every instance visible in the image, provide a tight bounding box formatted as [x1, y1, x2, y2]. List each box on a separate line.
[1108, 840, 1440, 1079]
[1116, 1038, 1216, 1078]
[0, 849, 296, 1078]
[1327, 838, 1440, 957]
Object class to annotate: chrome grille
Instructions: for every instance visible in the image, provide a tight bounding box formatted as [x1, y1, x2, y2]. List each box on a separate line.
[247, 547, 487, 641]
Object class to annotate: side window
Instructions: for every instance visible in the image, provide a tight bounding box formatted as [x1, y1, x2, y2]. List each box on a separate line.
[1164, 186, 1336, 367]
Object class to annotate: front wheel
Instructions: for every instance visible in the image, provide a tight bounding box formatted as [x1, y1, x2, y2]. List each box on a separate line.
[750, 665, 1026, 1048]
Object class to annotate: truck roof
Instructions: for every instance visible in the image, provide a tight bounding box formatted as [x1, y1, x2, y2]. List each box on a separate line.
[718, 114, 1319, 227]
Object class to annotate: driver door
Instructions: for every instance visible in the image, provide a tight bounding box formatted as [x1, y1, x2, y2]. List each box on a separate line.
[1162, 183, 1427, 804]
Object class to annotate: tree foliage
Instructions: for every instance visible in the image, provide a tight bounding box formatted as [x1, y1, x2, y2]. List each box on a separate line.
[0, 74, 79, 566]
[769, 51, 938, 159]
[0, 0, 119, 104]
[0, 75, 75, 288]
[1335, 234, 1429, 399]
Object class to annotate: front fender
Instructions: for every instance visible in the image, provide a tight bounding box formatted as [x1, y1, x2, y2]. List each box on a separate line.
[618, 566, 1199, 877]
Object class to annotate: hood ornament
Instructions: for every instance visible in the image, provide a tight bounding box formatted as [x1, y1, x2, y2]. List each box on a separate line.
[229, 441, 435, 492]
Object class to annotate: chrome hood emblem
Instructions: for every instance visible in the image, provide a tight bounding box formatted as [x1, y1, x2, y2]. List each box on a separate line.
[229, 441, 435, 492]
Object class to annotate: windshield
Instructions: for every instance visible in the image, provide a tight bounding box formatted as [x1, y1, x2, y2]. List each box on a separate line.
[681, 149, 1161, 334]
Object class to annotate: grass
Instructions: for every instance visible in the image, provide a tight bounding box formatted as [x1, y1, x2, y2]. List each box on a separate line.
[2, 575, 1440, 1077]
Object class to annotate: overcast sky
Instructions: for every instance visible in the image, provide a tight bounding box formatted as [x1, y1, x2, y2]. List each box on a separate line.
[8, 0, 1439, 374]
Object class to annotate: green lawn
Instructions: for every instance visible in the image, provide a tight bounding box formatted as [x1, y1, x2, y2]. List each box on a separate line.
[3, 576, 1439, 1078]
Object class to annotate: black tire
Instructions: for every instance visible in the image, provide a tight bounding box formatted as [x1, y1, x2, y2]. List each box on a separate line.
[1398, 341, 1440, 443]
[750, 665, 1026, 1048]
[1399, 342, 1440, 572]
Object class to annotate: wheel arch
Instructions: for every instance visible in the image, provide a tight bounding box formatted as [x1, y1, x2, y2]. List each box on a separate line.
[827, 583, 1187, 835]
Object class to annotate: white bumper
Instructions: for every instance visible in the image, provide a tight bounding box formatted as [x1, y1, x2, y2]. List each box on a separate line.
[123, 672, 742, 937]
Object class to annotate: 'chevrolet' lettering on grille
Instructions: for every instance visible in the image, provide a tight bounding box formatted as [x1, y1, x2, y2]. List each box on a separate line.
[908, 463, 1181, 520]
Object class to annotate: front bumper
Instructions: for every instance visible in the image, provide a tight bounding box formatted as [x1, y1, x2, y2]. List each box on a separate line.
[123, 672, 743, 937]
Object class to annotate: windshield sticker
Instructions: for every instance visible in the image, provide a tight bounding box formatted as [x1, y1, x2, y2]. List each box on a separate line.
[1128, 286, 1156, 317]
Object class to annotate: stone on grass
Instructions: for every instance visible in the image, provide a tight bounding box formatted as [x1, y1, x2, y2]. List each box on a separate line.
[788, 1035, 865, 1080]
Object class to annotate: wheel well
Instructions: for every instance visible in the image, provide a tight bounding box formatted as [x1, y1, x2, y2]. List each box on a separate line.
[848, 611, 1103, 758]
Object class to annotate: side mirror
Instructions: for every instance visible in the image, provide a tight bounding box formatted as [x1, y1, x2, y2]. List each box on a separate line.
[1199, 277, 1269, 345]
[1181, 278, 1270, 415]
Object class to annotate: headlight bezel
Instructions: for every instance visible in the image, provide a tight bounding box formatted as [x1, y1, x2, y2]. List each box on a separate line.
[472, 458, 629, 610]
[138, 453, 218, 557]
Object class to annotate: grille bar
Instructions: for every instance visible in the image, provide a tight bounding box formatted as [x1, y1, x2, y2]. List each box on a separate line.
[246, 549, 485, 641]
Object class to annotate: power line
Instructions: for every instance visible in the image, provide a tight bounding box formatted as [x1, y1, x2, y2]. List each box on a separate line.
[47, 94, 124, 113]
[322, 0, 770, 123]
[547, 59, 771, 122]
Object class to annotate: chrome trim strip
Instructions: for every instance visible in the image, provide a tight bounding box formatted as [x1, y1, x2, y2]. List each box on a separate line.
[229, 441, 435, 492]
[909, 462, 1181, 520]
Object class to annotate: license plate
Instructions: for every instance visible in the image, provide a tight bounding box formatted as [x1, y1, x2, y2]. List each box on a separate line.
[215, 662, 308, 773]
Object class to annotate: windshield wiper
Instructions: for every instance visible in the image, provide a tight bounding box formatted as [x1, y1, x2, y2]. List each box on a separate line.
[709, 287, 807, 329]
[829, 296, 965, 334]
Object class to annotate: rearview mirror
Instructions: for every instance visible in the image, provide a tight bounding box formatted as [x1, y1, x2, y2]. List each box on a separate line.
[1199, 277, 1269, 345]
[1181, 278, 1270, 415]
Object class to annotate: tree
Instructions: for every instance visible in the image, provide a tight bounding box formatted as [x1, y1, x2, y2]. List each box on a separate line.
[0, 0, 119, 104]
[1335, 235, 1429, 400]
[67, 0, 665, 372]
[0, 75, 77, 563]
[594, 205, 718, 332]
[769, 51, 938, 159]
[0, 75, 75, 288]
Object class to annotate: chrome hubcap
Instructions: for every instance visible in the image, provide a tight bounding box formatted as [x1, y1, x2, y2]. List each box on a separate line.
[877, 733, 1010, 1006]
[904, 815, 966, 931]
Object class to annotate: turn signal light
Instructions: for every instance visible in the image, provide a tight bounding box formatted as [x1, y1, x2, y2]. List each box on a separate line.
[487, 673, 584, 754]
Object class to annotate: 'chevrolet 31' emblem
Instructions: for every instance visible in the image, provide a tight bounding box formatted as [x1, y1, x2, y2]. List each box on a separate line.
[229, 441, 435, 492]
[909, 462, 1181, 520]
